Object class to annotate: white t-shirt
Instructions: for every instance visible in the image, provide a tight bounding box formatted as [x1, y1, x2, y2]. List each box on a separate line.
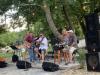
[38, 37, 48, 50]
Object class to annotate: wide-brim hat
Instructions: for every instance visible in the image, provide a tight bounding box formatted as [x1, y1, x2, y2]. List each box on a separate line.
[67, 30, 73, 33]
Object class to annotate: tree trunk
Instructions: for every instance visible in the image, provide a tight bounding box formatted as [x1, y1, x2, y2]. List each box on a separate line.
[77, 16, 86, 35]
[62, 5, 73, 30]
[27, 16, 30, 31]
[43, 3, 63, 40]
[61, 0, 74, 30]
[27, 23, 30, 31]
[80, 21, 86, 35]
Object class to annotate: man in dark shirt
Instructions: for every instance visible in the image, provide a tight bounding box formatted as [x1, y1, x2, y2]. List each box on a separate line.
[50, 37, 62, 64]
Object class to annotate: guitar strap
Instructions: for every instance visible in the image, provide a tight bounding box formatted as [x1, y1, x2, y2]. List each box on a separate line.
[40, 37, 44, 44]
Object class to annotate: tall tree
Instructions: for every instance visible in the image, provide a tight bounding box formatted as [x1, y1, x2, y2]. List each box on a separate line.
[42, 2, 63, 40]
[61, 0, 74, 30]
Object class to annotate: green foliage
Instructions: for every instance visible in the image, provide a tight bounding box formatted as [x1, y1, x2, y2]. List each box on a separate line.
[0, 31, 25, 47]
[0, 0, 13, 15]
[0, 53, 12, 58]
[0, 0, 100, 39]
[0, 32, 17, 47]
[0, 26, 7, 34]
[77, 48, 86, 68]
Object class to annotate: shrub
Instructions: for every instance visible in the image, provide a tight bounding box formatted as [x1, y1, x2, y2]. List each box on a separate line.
[77, 48, 86, 68]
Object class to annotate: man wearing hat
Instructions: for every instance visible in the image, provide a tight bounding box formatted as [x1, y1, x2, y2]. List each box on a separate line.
[67, 30, 78, 63]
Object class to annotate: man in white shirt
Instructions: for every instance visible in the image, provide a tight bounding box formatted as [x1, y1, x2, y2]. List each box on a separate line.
[37, 32, 48, 63]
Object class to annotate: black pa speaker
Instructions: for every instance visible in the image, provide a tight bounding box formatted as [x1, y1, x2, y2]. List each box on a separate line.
[85, 30, 100, 53]
[85, 37, 100, 52]
[85, 13, 99, 31]
[86, 52, 100, 72]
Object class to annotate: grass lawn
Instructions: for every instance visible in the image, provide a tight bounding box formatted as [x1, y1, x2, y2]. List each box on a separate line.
[0, 52, 13, 58]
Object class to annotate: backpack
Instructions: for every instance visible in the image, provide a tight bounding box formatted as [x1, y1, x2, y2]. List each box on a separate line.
[42, 62, 59, 72]
[16, 60, 31, 69]
[0, 61, 7, 68]
[12, 55, 19, 62]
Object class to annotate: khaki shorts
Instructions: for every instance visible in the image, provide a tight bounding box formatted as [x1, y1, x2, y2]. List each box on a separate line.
[69, 47, 76, 53]
[63, 45, 69, 52]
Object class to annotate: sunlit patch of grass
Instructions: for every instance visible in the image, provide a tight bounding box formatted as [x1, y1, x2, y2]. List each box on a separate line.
[76, 48, 86, 68]
[0, 52, 13, 58]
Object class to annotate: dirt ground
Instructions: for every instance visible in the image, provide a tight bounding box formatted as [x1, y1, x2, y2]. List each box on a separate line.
[0, 62, 100, 75]
[61, 69, 100, 75]
[1, 52, 100, 75]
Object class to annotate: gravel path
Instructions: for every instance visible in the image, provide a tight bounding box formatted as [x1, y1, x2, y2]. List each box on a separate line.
[0, 64, 100, 75]
[62, 69, 100, 75]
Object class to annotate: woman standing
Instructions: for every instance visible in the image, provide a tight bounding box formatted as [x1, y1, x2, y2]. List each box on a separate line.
[62, 29, 70, 65]
[67, 30, 78, 63]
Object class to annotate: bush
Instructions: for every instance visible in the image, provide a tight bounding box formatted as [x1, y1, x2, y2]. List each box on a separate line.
[77, 48, 86, 68]
[0, 32, 19, 47]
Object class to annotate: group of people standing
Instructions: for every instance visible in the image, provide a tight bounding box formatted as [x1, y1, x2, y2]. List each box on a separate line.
[20, 28, 78, 65]
[61, 29, 78, 65]
[53, 29, 78, 65]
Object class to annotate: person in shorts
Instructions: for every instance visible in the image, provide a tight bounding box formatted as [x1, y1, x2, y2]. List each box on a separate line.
[37, 32, 48, 63]
[67, 30, 78, 63]
[50, 36, 62, 64]
[62, 29, 70, 64]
